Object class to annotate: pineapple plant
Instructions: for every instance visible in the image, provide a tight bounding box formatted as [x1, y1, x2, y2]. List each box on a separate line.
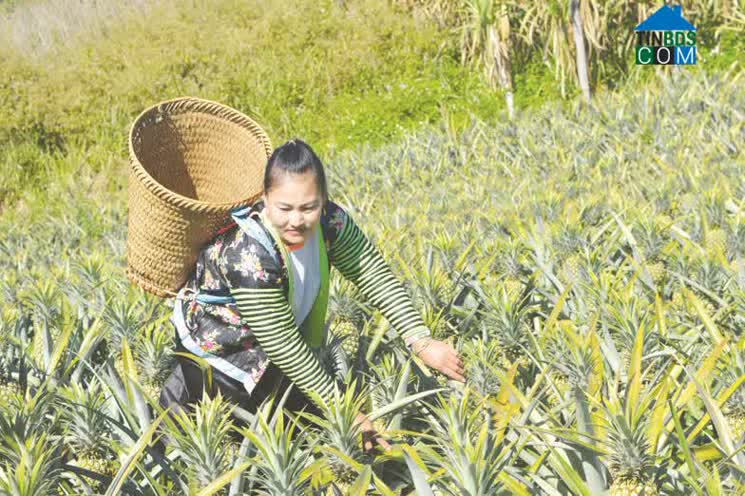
[634, 218, 670, 288]
[460, 337, 503, 396]
[392, 239, 462, 330]
[161, 391, 237, 491]
[419, 300, 452, 341]
[496, 238, 527, 281]
[24, 281, 63, 369]
[0, 434, 65, 495]
[57, 381, 118, 490]
[0, 316, 17, 394]
[236, 399, 312, 495]
[314, 330, 350, 384]
[419, 389, 510, 495]
[367, 353, 421, 436]
[103, 298, 150, 360]
[132, 320, 176, 400]
[479, 286, 534, 369]
[605, 412, 659, 496]
[300, 384, 371, 491]
[554, 220, 588, 259]
[546, 370, 571, 409]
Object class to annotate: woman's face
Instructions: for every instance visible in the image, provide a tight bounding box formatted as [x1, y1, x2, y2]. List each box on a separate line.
[262, 171, 324, 246]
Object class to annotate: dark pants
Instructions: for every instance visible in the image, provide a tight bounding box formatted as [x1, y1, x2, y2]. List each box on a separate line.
[158, 327, 323, 444]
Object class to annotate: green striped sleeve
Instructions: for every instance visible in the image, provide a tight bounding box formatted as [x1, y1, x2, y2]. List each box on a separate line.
[327, 204, 431, 345]
[231, 287, 337, 406]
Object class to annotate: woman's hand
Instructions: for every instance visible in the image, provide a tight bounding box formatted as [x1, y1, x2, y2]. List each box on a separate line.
[412, 337, 467, 383]
[353, 412, 392, 454]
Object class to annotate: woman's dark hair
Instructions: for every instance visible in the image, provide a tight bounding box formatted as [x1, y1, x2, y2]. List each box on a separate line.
[263, 138, 328, 204]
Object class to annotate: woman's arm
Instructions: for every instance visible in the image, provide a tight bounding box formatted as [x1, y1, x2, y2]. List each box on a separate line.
[324, 201, 431, 348]
[220, 232, 338, 407]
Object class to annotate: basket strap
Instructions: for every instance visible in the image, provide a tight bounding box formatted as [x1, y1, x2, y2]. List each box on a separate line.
[230, 208, 281, 267]
[172, 288, 257, 393]
[177, 287, 235, 306]
[181, 209, 280, 307]
[195, 293, 236, 305]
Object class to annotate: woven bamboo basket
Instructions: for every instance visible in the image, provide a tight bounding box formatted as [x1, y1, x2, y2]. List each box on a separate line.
[127, 96, 272, 297]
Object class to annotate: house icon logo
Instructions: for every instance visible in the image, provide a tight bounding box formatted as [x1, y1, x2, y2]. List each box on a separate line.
[635, 5, 697, 65]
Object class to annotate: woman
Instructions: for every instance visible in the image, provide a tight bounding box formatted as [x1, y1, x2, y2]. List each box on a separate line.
[159, 138, 466, 452]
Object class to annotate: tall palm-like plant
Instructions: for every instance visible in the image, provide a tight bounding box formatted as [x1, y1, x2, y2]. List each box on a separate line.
[570, 0, 591, 103]
[512, 0, 602, 100]
[458, 0, 515, 118]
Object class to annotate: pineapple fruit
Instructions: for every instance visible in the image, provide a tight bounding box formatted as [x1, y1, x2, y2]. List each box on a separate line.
[609, 478, 659, 496]
[655, 214, 673, 230]
[74, 452, 117, 476]
[0, 381, 21, 407]
[724, 387, 745, 444]
[645, 259, 666, 286]
[706, 228, 729, 259]
[560, 254, 584, 284]
[332, 319, 360, 358]
[727, 413, 745, 444]
[328, 278, 367, 358]
[503, 277, 524, 299]
[546, 371, 571, 409]
[31, 320, 60, 369]
[436, 278, 459, 306]
[225, 440, 241, 465]
[72, 451, 118, 490]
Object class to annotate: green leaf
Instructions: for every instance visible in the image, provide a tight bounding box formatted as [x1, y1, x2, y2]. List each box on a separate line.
[687, 372, 745, 443]
[403, 450, 435, 496]
[348, 465, 372, 495]
[368, 388, 445, 422]
[684, 366, 745, 469]
[626, 318, 644, 420]
[104, 410, 167, 496]
[47, 309, 75, 377]
[540, 283, 571, 345]
[668, 398, 701, 489]
[196, 462, 252, 496]
[684, 288, 725, 345]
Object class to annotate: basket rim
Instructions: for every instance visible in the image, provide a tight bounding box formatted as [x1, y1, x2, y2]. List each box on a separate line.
[128, 95, 272, 213]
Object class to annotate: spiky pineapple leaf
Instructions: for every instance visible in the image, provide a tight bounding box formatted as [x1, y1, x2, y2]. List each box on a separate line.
[686, 372, 745, 443]
[685, 366, 745, 469]
[348, 464, 372, 494]
[403, 450, 435, 496]
[104, 410, 167, 496]
[195, 461, 252, 496]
